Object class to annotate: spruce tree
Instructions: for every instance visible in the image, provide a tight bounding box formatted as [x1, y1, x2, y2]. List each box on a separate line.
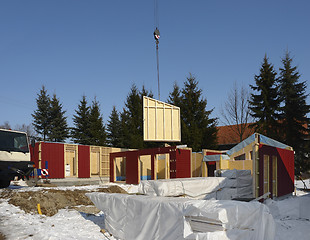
[107, 106, 122, 147]
[278, 52, 310, 175]
[121, 84, 154, 149]
[167, 82, 182, 107]
[32, 86, 51, 141]
[71, 95, 91, 145]
[89, 97, 107, 146]
[180, 73, 218, 151]
[121, 84, 144, 149]
[249, 55, 281, 140]
[119, 110, 130, 148]
[48, 94, 69, 142]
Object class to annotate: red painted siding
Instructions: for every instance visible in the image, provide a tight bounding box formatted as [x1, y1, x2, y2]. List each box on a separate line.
[205, 151, 221, 156]
[277, 147, 294, 196]
[41, 142, 64, 178]
[176, 149, 191, 178]
[29, 143, 40, 168]
[78, 145, 90, 178]
[110, 154, 114, 182]
[169, 150, 177, 178]
[126, 151, 139, 184]
[259, 144, 294, 198]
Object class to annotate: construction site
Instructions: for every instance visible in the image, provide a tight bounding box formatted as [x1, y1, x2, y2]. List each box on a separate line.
[2, 96, 298, 240]
[1, 1, 310, 240]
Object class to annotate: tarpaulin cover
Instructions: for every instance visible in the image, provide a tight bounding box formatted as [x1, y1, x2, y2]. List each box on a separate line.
[138, 173, 253, 200]
[226, 134, 256, 156]
[226, 133, 291, 156]
[212, 186, 253, 200]
[220, 169, 251, 178]
[259, 134, 291, 150]
[203, 154, 230, 162]
[138, 177, 226, 198]
[223, 175, 253, 188]
[86, 193, 275, 240]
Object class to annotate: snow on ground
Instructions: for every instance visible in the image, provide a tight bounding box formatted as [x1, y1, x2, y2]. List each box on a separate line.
[0, 180, 309, 240]
[0, 201, 111, 240]
[266, 190, 310, 240]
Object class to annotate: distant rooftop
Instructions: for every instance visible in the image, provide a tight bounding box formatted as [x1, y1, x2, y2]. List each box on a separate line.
[217, 124, 254, 148]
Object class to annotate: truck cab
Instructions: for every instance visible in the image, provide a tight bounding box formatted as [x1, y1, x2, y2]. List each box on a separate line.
[0, 129, 35, 188]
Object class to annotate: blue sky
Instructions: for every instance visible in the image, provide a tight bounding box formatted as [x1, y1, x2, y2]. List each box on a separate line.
[1, 0, 309, 129]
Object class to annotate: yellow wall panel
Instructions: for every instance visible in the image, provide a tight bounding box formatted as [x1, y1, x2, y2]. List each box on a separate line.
[228, 160, 253, 173]
[140, 155, 151, 179]
[220, 160, 230, 170]
[191, 152, 203, 177]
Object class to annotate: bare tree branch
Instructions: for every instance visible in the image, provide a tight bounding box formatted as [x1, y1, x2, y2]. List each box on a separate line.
[220, 82, 252, 142]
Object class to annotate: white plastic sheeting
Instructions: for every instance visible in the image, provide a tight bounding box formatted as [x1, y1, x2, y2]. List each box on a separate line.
[138, 177, 226, 198]
[212, 186, 253, 200]
[223, 175, 252, 188]
[220, 169, 251, 178]
[203, 154, 230, 162]
[226, 133, 291, 156]
[86, 193, 275, 240]
[138, 173, 253, 200]
[213, 169, 253, 200]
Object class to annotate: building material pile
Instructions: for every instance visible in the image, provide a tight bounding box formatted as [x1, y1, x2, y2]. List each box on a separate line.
[138, 177, 226, 198]
[138, 170, 253, 200]
[86, 192, 275, 240]
[207, 169, 253, 200]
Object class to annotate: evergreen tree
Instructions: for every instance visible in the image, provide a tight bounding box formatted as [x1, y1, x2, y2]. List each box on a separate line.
[121, 84, 144, 149]
[180, 73, 218, 151]
[249, 55, 281, 140]
[107, 106, 122, 147]
[48, 94, 69, 142]
[89, 97, 107, 146]
[121, 84, 154, 149]
[140, 85, 154, 99]
[71, 95, 91, 145]
[278, 52, 310, 175]
[119, 110, 130, 148]
[167, 82, 182, 107]
[32, 86, 51, 141]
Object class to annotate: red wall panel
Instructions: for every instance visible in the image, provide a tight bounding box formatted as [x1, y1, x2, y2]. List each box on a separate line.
[78, 145, 90, 178]
[259, 144, 294, 198]
[169, 150, 177, 178]
[41, 142, 64, 178]
[110, 154, 114, 182]
[126, 151, 139, 184]
[29, 143, 40, 168]
[176, 149, 191, 178]
[205, 151, 221, 156]
[277, 147, 294, 196]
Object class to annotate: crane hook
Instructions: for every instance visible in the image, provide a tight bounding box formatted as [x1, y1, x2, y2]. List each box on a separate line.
[154, 27, 160, 44]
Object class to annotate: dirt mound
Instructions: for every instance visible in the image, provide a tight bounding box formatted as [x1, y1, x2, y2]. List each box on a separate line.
[0, 232, 5, 240]
[0, 185, 127, 216]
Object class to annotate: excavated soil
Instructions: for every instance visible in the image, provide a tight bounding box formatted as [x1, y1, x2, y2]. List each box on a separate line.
[0, 232, 5, 240]
[0, 185, 127, 216]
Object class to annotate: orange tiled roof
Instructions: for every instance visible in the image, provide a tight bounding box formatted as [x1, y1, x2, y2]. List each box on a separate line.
[217, 124, 254, 145]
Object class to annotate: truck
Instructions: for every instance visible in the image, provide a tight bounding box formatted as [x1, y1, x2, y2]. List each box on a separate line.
[0, 128, 35, 188]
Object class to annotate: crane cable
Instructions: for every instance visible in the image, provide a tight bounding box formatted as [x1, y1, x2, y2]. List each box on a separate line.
[154, 0, 160, 100]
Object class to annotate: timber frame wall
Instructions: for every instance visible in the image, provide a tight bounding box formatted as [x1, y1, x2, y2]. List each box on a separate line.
[30, 142, 126, 179]
[110, 146, 192, 184]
